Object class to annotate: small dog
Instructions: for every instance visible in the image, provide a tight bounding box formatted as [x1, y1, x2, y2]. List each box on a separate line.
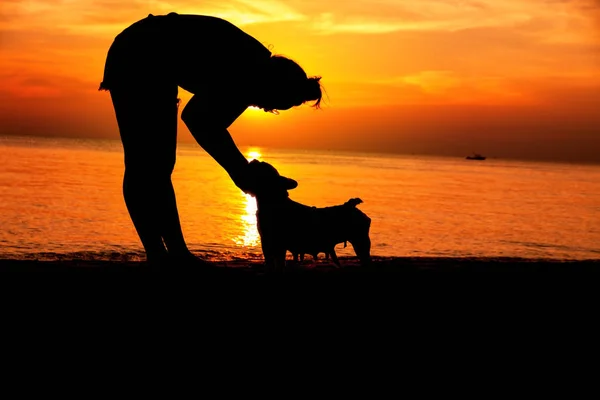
[248, 160, 371, 272]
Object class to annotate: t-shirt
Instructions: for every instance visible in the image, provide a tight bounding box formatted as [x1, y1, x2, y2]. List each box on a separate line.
[102, 13, 272, 93]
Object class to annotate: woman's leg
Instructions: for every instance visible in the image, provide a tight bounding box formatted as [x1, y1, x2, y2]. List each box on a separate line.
[109, 85, 195, 265]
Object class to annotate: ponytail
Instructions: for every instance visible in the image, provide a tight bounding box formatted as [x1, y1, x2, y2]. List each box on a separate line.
[304, 76, 322, 109]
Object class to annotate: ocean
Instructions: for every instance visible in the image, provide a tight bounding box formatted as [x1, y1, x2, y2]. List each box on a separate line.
[1, 135, 599, 262]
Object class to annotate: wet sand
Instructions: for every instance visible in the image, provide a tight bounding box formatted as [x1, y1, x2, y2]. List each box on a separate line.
[1, 256, 598, 273]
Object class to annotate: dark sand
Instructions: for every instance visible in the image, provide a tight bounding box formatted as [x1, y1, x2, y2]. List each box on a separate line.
[3, 257, 598, 312]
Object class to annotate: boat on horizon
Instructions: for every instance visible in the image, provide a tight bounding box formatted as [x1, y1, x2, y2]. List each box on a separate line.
[466, 153, 486, 160]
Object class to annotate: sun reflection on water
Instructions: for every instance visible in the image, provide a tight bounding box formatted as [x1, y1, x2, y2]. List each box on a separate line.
[235, 192, 260, 248]
[233, 148, 263, 248]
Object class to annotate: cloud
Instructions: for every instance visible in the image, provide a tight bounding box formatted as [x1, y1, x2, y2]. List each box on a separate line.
[201, 0, 306, 25]
[398, 70, 461, 93]
[3, 0, 596, 41]
[0, 69, 89, 100]
[308, 1, 528, 34]
[0, 0, 306, 37]
[76, 0, 306, 28]
[320, 70, 536, 108]
[312, 13, 532, 35]
[304, 0, 599, 39]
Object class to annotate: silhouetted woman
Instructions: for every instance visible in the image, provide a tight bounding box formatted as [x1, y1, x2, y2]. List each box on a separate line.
[99, 12, 322, 267]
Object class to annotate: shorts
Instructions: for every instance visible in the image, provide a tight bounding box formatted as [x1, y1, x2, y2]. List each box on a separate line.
[99, 14, 176, 91]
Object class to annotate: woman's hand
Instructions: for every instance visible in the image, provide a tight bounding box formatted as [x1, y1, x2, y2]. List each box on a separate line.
[234, 160, 298, 196]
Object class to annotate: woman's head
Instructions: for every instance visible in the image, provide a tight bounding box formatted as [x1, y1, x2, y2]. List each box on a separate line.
[253, 55, 322, 113]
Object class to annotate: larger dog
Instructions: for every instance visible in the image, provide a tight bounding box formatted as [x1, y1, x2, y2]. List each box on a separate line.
[248, 160, 371, 272]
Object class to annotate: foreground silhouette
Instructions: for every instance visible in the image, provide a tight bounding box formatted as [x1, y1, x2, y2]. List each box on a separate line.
[100, 13, 322, 266]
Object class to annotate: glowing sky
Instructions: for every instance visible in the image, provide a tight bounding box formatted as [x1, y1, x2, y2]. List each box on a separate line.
[1, 0, 599, 162]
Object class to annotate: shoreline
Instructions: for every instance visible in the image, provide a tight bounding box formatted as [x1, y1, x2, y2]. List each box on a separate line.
[1, 256, 598, 273]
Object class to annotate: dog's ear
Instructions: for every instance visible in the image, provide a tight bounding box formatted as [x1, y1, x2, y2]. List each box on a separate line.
[245, 160, 298, 196]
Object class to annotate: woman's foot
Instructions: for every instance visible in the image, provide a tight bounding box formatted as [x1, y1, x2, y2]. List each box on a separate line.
[146, 250, 216, 271]
[168, 251, 216, 270]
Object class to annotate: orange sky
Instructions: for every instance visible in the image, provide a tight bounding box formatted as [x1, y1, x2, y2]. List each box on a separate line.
[1, 0, 599, 162]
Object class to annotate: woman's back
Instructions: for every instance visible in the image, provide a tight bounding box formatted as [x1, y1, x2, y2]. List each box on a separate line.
[106, 13, 271, 92]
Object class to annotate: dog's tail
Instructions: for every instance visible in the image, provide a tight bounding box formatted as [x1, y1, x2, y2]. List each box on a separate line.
[344, 198, 363, 208]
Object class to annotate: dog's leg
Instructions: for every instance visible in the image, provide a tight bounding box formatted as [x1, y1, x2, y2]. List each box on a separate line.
[263, 254, 275, 273]
[350, 235, 371, 267]
[273, 247, 287, 272]
[261, 238, 276, 273]
[330, 249, 341, 267]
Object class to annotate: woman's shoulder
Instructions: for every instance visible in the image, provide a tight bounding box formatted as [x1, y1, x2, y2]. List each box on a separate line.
[174, 14, 271, 56]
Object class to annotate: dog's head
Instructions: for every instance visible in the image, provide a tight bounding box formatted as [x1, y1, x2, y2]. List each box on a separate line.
[246, 160, 298, 199]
